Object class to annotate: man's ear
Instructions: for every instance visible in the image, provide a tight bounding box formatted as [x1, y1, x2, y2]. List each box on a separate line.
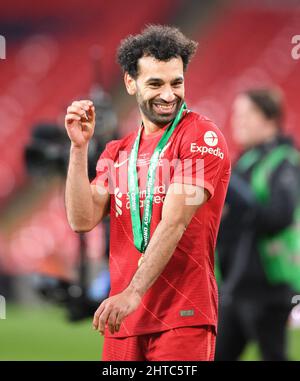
[124, 72, 137, 95]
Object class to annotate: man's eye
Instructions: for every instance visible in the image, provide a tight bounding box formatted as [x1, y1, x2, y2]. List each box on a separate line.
[173, 82, 183, 87]
[148, 83, 160, 88]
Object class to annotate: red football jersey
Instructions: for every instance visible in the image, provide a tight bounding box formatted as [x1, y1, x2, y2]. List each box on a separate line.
[92, 111, 231, 338]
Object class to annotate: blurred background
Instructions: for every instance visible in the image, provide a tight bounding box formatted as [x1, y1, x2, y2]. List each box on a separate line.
[0, 0, 300, 360]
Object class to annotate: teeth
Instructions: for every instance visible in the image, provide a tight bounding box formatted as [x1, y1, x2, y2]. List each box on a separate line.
[156, 104, 174, 110]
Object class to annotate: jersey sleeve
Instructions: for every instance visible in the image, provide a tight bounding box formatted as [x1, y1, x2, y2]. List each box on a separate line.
[171, 116, 229, 199]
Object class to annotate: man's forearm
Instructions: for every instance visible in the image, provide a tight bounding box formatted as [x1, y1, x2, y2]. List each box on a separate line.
[65, 144, 94, 231]
[127, 219, 186, 297]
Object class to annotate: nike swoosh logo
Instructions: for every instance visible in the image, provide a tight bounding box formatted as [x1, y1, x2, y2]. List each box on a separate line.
[114, 158, 129, 168]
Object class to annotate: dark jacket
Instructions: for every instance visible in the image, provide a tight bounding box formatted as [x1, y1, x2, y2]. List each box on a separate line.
[217, 135, 300, 305]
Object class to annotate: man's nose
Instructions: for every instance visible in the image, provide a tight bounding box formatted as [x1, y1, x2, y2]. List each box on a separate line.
[160, 86, 176, 103]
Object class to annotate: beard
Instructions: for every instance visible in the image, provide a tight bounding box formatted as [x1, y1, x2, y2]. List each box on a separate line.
[137, 92, 184, 127]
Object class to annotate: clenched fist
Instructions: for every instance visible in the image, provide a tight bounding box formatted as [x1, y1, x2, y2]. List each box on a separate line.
[65, 100, 95, 148]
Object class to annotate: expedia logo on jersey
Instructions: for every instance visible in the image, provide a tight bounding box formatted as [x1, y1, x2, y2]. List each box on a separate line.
[190, 143, 224, 160]
[190, 131, 224, 160]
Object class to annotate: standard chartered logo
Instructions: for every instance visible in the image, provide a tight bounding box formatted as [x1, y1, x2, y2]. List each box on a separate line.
[114, 187, 123, 217]
[114, 185, 166, 217]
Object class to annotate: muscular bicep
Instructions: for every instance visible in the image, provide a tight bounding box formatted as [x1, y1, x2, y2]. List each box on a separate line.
[162, 183, 209, 228]
[91, 183, 110, 226]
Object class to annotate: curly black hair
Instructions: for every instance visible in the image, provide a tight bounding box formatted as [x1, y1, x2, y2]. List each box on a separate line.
[117, 25, 198, 78]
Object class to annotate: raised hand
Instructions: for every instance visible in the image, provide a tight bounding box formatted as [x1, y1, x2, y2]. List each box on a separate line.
[65, 100, 95, 148]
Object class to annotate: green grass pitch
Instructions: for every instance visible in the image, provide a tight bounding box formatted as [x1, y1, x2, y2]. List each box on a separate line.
[0, 304, 299, 360]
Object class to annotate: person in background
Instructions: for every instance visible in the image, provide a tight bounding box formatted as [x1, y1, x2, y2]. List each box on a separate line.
[216, 88, 300, 361]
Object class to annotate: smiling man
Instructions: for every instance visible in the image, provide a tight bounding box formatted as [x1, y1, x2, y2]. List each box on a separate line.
[65, 25, 230, 361]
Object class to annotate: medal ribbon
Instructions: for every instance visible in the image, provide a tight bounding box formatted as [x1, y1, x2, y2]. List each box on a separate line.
[128, 102, 187, 253]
